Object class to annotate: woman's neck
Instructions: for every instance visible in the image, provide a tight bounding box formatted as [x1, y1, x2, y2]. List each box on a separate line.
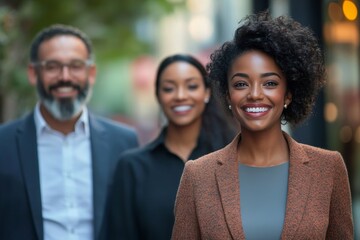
[238, 128, 289, 167]
[165, 120, 202, 162]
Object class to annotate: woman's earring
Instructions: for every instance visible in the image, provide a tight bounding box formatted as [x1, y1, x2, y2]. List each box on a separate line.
[228, 105, 232, 110]
[284, 104, 287, 109]
[204, 98, 209, 103]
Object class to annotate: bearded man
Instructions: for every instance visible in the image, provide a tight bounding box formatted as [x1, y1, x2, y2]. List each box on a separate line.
[0, 24, 139, 240]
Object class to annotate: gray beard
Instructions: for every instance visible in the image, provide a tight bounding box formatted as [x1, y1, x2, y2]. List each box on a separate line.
[36, 77, 92, 121]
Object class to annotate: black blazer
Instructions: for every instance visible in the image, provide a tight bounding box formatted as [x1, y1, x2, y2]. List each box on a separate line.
[0, 111, 139, 240]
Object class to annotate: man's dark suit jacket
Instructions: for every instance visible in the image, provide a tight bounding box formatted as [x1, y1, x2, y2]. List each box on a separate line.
[0, 111, 139, 240]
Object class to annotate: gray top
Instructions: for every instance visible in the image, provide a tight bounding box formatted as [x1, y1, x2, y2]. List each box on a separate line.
[238, 162, 289, 240]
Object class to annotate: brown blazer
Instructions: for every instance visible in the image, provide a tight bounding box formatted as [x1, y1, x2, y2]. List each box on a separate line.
[172, 132, 353, 240]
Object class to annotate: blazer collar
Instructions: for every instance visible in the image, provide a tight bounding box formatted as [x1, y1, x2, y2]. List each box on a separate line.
[17, 112, 43, 240]
[281, 132, 312, 239]
[215, 134, 245, 239]
[88, 113, 111, 239]
[214, 132, 312, 240]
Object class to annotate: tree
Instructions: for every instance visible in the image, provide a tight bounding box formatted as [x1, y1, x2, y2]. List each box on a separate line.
[0, 0, 183, 122]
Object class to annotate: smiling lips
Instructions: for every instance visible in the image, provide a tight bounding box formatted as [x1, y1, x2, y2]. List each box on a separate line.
[245, 107, 269, 113]
[56, 86, 74, 93]
[173, 105, 192, 114]
[242, 106, 271, 117]
[52, 86, 77, 97]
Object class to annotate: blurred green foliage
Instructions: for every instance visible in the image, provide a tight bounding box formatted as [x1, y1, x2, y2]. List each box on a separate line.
[0, 0, 183, 121]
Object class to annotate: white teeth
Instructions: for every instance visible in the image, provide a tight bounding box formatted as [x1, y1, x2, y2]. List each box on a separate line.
[245, 107, 268, 113]
[173, 105, 192, 112]
[56, 87, 73, 93]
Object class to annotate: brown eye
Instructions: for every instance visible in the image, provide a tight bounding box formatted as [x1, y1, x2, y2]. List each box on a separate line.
[264, 81, 278, 87]
[188, 84, 199, 90]
[233, 81, 247, 89]
[70, 60, 86, 70]
[44, 61, 61, 71]
[162, 87, 174, 93]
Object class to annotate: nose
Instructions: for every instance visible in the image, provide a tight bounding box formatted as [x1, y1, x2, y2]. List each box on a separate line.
[176, 87, 188, 100]
[60, 65, 71, 81]
[247, 84, 263, 100]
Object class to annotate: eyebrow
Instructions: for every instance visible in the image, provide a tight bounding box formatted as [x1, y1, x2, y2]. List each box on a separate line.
[230, 72, 282, 80]
[162, 76, 200, 84]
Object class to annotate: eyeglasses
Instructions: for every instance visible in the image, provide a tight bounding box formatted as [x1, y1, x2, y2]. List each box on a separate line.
[34, 59, 93, 77]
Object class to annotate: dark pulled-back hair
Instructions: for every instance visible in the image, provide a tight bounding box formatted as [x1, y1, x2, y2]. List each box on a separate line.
[207, 11, 326, 125]
[29, 24, 93, 62]
[155, 54, 236, 149]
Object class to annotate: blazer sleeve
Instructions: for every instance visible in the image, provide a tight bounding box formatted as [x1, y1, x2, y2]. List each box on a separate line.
[326, 152, 354, 239]
[171, 161, 201, 240]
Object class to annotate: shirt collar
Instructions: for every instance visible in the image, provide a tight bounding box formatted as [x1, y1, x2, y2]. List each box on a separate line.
[34, 102, 89, 137]
[147, 126, 209, 152]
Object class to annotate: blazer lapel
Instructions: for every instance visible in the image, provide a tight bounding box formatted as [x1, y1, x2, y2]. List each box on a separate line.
[215, 135, 245, 240]
[89, 115, 111, 239]
[281, 133, 312, 239]
[17, 113, 43, 240]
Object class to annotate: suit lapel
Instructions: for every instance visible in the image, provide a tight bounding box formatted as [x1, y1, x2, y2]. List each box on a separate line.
[281, 133, 312, 239]
[89, 115, 111, 239]
[215, 135, 245, 240]
[17, 113, 43, 240]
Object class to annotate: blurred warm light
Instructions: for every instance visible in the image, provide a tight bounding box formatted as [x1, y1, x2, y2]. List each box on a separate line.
[355, 126, 360, 143]
[324, 102, 338, 122]
[328, 2, 343, 21]
[187, 0, 201, 11]
[131, 56, 156, 90]
[340, 125, 353, 143]
[323, 22, 359, 46]
[343, 0, 358, 21]
[188, 15, 213, 42]
[187, 0, 212, 12]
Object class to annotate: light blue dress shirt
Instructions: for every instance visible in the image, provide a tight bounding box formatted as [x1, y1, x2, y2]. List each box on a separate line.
[34, 103, 93, 240]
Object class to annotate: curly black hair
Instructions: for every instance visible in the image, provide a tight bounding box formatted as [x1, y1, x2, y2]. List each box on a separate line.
[207, 11, 326, 125]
